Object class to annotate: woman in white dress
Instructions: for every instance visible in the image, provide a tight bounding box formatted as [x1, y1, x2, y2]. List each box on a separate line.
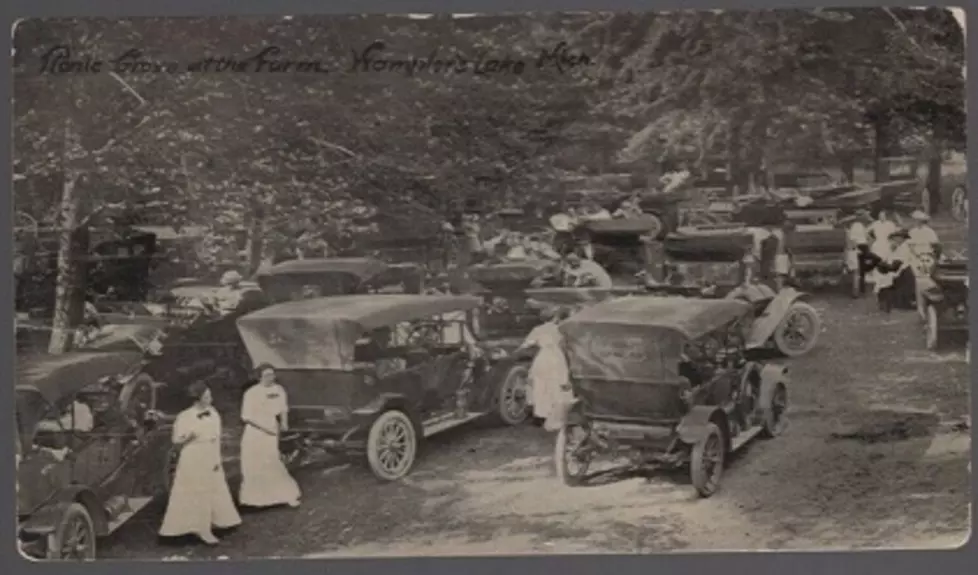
[517, 307, 573, 431]
[867, 210, 898, 290]
[238, 364, 301, 509]
[159, 382, 241, 545]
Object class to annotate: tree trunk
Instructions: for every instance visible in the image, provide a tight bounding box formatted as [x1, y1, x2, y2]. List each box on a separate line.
[872, 111, 890, 182]
[925, 124, 945, 215]
[47, 172, 81, 354]
[840, 154, 856, 183]
[725, 118, 743, 197]
[243, 202, 265, 276]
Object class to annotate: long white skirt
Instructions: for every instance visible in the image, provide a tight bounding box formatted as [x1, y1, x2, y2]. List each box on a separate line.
[238, 426, 301, 507]
[529, 347, 573, 430]
[159, 444, 241, 537]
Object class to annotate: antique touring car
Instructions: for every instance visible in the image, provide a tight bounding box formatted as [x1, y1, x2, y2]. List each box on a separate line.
[256, 257, 424, 302]
[554, 297, 789, 496]
[656, 226, 821, 357]
[579, 218, 662, 283]
[920, 255, 969, 351]
[17, 326, 169, 560]
[467, 260, 560, 343]
[235, 294, 531, 481]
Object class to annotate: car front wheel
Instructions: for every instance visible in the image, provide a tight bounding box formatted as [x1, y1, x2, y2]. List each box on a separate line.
[366, 410, 418, 481]
[925, 304, 941, 351]
[46, 503, 96, 560]
[496, 364, 531, 426]
[952, 186, 968, 222]
[773, 302, 821, 357]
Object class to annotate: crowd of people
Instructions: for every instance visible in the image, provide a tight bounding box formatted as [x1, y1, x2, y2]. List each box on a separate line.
[848, 208, 941, 314]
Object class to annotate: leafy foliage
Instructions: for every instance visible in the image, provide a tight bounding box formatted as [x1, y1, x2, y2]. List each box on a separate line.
[12, 10, 965, 347]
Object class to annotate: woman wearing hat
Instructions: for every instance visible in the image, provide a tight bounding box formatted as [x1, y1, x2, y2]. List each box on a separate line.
[873, 229, 915, 313]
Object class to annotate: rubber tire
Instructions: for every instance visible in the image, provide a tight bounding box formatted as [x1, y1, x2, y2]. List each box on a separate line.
[366, 410, 418, 482]
[952, 186, 968, 222]
[555, 425, 591, 487]
[758, 381, 788, 438]
[496, 364, 531, 426]
[645, 212, 666, 240]
[690, 422, 725, 498]
[118, 373, 158, 423]
[773, 302, 821, 357]
[160, 446, 178, 502]
[925, 304, 941, 351]
[46, 503, 96, 560]
[844, 269, 860, 299]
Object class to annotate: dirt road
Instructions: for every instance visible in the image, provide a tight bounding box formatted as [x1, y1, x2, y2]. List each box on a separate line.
[100, 291, 970, 559]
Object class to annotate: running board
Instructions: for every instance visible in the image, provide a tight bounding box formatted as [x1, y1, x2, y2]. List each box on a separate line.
[423, 412, 485, 438]
[106, 497, 152, 534]
[730, 425, 764, 452]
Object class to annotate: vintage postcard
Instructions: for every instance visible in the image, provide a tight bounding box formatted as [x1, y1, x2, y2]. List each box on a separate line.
[12, 8, 969, 560]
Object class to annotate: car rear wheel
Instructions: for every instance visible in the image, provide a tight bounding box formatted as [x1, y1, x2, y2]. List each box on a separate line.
[366, 410, 418, 481]
[925, 304, 941, 351]
[118, 373, 158, 425]
[758, 381, 788, 438]
[46, 503, 96, 560]
[555, 424, 592, 487]
[496, 365, 531, 426]
[644, 212, 665, 240]
[952, 186, 968, 222]
[279, 432, 306, 470]
[843, 268, 861, 299]
[690, 423, 725, 498]
[920, 187, 931, 216]
[161, 446, 178, 498]
[773, 302, 821, 357]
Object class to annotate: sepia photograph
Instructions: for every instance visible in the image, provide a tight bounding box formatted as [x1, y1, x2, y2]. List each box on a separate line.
[11, 7, 970, 561]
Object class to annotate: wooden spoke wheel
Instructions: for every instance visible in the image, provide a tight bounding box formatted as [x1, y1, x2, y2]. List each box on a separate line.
[118, 374, 158, 426]
[555, 424, 593, 486]
[496, 364, 531, 426]
[773, 302, 821, 357]
[759, 381, 788, 438]
[366, 410, 418, 481]
[46, 503, 96, 560]
[925, 304, 941, 351]
[952, 186, 968, 222]
[690, 423, 725, 498]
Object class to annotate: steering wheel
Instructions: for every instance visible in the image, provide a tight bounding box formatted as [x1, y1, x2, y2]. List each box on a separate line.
[403, 321, 442, 346]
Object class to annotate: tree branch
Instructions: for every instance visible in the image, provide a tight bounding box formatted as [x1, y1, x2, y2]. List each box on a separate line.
[107, 72, 147, 106]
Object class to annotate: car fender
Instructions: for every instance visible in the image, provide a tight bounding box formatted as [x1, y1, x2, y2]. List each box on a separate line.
[19, 486, 108, 537]
[758, 363, 789, 388]
[562, 398, 586, 426]
[676, 405, 729, 451]
[747, 287, 808, 348]
[918, 277, 943, 303]
[352, 393, 422, 432]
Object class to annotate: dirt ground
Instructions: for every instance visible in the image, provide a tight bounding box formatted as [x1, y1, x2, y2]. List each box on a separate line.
[100, 284, 971, 559]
